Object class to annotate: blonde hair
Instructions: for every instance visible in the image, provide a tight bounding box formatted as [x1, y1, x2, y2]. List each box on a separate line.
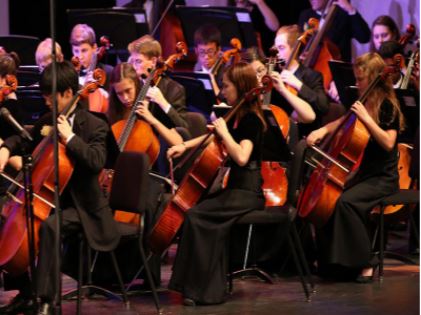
[35, 38, 64, 67]
[276, 25, 301, 47]
[354, 52, 404, 131]
[127, 35, 161, 58]
[70, 24, 96, 46]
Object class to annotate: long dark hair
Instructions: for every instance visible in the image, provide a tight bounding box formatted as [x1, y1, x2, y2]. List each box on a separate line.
[107, 62, 141, 124]
[224, 62, 266, 130]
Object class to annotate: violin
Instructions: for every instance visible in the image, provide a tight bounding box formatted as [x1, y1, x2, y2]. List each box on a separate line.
[0, 77, 104, 275]
[211, 38, 242, 77]
[148, 75, 273, 254]
[0, 75, 18, 103]
[71, 36, 111, 113]
[111, 42, 187, 224]
[297, 61, 398, 227]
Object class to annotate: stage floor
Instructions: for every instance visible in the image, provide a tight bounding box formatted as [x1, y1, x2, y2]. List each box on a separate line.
[0, 233, 419, 315]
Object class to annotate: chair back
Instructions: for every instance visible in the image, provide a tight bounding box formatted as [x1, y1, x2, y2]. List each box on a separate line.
[286, 139, 308, 206]
[0, 35, 40, 65]
[109, 152, 149, 213]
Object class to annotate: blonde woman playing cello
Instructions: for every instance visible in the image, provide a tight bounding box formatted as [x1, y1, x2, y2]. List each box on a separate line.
[306, 53, 404, 283]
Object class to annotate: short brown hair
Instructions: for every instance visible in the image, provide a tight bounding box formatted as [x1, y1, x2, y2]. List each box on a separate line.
[70, 24, 96, 46]
[127, 35, 161, 58]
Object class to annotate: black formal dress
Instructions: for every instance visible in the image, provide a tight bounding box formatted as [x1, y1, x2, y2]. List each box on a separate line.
[298, 7, 370, 62]
[1, 108, 120, 300]
[316, 100, 400, 274]
[169, 112, 266, 304]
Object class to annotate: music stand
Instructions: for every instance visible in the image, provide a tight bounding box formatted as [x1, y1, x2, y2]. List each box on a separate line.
[176, 6, 258, 52]
[0, 35, 40, 65]
[329, 60, 356, 108]
[17, 66, 41, 87]
[395, 88, 419, 142]
[170, 72, 216, 120]
[15, 87, 49, 125]
[67, 8, 149, 62]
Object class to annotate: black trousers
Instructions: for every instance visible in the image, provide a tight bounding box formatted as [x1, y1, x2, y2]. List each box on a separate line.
[3, 208, 82, 301]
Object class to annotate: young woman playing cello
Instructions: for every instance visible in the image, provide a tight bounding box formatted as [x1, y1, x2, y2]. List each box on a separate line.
[167, 62, 266, 305]
[306, 52, 405, 282]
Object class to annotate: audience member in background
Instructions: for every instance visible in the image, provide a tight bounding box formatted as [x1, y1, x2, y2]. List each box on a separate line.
[370, 15, 400, 53]
[230, 0, 280, 54]
[298, 0, 370, 62]
[35, 38, 64, 73]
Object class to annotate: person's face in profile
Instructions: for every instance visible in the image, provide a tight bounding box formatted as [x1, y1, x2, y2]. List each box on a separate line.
[195, 42, 220, 71]
[250, 60, 267, 83]
[274, 33, 292, 62]
[129, 52, 157, 80]
[372, 25, 394, 52]
[221, 73, 238, 106]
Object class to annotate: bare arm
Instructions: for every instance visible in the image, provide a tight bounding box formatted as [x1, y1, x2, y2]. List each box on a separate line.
[250, 0, 280, 31]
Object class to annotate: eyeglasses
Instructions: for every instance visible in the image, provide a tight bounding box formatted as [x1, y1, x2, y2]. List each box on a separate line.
[197, 49, 217, 57]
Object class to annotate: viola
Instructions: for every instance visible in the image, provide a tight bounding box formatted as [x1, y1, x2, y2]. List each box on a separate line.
[112, 42, 187, 224]
[148, 76, 273, 254]
[0, 75, 18, 103]
[71, 36, 112, 113]
[297, 63, 398, 227]
[0, 77, 103, 275]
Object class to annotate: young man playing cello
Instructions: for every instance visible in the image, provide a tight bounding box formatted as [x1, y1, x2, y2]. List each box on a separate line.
[0, 60, 119, 315]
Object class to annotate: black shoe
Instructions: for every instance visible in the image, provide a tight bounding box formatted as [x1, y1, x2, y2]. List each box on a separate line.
[355, 274, 374, 284]
[183, 298, 196, 307]
[0, 294, 35, 314]
[37, 303, 52, 315]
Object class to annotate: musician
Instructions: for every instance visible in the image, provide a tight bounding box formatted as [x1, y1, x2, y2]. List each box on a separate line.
[35, 38, 64, 73]
[271, 25, 328, 139]
[127, 35, 188, 174]
[0, 60, 120, 314]
[193, 24, 224, 97]
[230, 0, 280, 54]
[167, 62, 266, 305]
[306, 52, 404, 282]
[107, 62, 183, 149]
[0, 52, 24, 176]
[378, 41, 406, 88]
[370, 15, 400, 53]
[298, 0, 370, 62]
[70, 23, 113, 93]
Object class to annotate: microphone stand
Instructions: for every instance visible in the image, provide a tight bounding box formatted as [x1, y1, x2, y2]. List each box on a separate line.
[49, 0, 63, 313]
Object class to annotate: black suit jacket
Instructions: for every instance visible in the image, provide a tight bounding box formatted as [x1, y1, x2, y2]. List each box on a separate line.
[150, 76, 188, 129]
[3, 108, 120, 251]
[298, 7, 370, 62]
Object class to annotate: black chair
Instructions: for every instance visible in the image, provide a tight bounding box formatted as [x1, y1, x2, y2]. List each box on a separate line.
[229, 140, 315, 301]
[371, 138, 420, 281]
[63, 152, 160, 314]
[0, 35, 40, 65]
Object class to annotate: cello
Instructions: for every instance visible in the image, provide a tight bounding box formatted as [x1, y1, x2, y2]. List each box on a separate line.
[301, 0, 341, 91]
[148, 76, 273, 254]
[111, 42, 187, 224]
[0, 70, 105, 275]
[297, 62, 398, 228]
